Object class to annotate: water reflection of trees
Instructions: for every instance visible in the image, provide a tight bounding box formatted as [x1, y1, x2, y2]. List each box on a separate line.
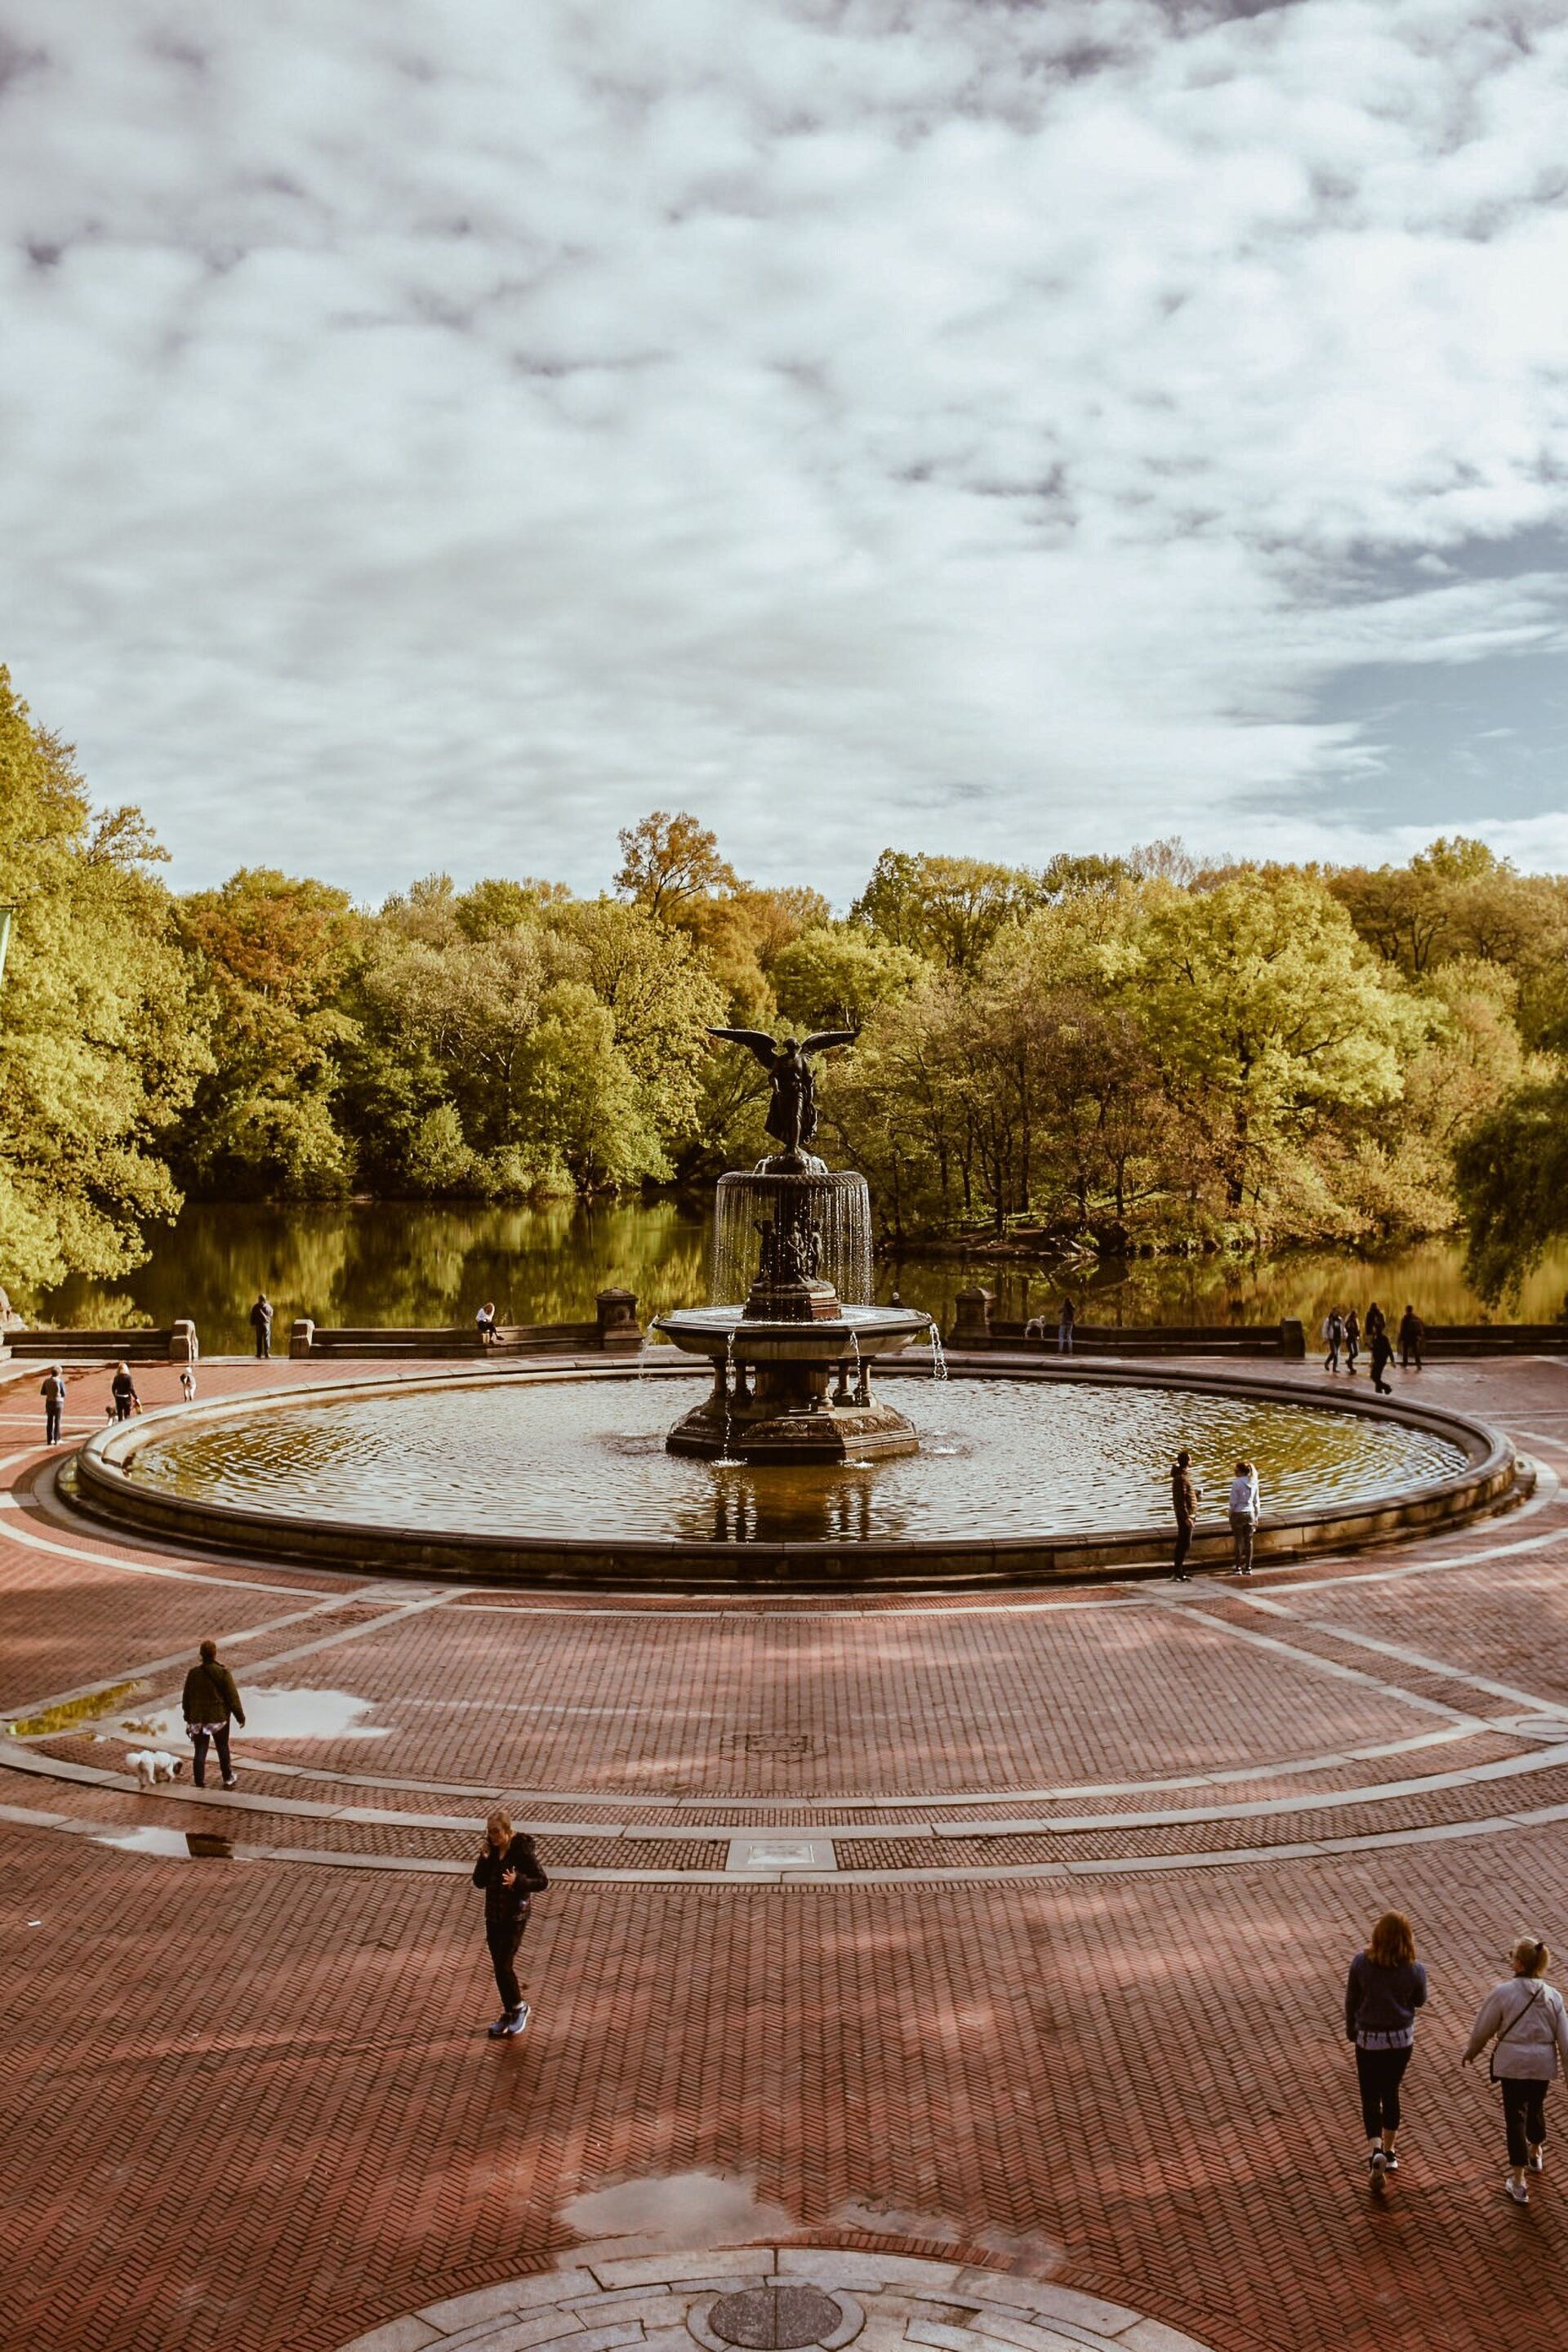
[34, 1199, 1568, 1352]
[38, 1198, 710, 1352]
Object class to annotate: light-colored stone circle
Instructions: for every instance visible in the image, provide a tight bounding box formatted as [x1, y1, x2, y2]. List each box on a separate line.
[333, 2247, 1218, 2352]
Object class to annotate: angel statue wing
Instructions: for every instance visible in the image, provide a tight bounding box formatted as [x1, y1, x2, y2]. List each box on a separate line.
[800, 1030, 858, 1055]
[706, 1027, 781, 1070]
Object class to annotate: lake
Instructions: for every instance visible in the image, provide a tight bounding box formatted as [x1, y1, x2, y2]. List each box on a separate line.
[24, 1199, 1568, 1356]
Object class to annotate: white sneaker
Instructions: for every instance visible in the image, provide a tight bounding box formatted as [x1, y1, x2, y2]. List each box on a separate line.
[1529, 2146, 1545, 2175]
[503, 2002, 531, 2037]
[1505, 2176, 1530, 2205]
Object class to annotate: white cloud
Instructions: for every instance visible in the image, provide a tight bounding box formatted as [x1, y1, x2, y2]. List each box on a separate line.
[2, 0, 1567, 900]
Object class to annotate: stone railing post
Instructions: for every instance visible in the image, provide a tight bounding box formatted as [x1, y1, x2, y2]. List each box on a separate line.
[168, 1318, 199, 1365]
[1278, 1317, 1305, 1360]
[289, 1317, 315, 1360]
[951, 1286, 994, 1350]
[596, 1288, 642, 1349]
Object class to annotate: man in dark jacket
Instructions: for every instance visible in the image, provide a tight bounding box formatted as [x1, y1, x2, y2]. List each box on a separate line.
[181, 1638, 246, 1788]
[473, 1807, 549, 2037]
[249, 1294, 274, 1361]
[1398, 1304, 1424, 1370]
[1168, 1450, 1198, 1582]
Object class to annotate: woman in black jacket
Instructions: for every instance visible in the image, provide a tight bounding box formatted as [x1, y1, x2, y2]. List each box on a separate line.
[473, 1807, 548, 2038]
[1345, 1909, 1428, 2188]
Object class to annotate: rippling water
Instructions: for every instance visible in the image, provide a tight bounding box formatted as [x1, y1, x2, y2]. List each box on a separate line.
[125, 1374, 1471, 1544]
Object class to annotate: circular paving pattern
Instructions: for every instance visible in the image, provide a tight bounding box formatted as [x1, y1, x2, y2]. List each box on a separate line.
[332, 2250, 1216, 2352]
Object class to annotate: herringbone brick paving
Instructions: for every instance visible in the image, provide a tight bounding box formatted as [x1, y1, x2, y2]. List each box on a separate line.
[7, 1354, 1568, 2352]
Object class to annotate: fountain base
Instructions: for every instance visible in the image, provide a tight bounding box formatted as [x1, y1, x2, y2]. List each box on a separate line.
[666, 1396, 919, 1463]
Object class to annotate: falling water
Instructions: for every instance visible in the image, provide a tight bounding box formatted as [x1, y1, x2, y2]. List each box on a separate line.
[929, 1327, 948, 1382]
[715, 1328, 742, 1466]
[710, 1170, 873, 1305]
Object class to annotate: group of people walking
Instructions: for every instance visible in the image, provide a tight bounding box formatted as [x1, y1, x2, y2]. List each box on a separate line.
[1348, 1911, 1568, 2205]
[1322, 1301, 1424, 1394]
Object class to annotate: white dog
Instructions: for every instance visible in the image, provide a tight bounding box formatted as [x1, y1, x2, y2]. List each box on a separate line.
[127, 1748, 182, 1787]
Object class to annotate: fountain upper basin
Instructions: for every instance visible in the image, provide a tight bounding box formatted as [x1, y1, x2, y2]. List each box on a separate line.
[652, 1303, 933, 1363]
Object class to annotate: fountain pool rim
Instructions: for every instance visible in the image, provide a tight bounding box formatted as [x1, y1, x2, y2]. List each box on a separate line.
[66, 1355, 1525, 1592]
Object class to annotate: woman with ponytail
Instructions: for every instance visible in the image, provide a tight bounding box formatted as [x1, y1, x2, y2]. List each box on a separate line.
[1463, 1936, 1568, 2203]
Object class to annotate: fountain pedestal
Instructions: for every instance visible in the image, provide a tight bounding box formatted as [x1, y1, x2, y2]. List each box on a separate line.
[654, 1159, 932, 1463]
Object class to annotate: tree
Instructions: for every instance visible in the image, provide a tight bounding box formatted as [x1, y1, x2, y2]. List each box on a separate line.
[852, 849, 1046, 971]
[771, 922, 926, 1032]
[0, 667, 212, 1290]
[1134, 870, 1414, 1221]
[614, 811, 737, 921]
[176, 868, 361, 1196]
[1454, 1075, 1568, 1303]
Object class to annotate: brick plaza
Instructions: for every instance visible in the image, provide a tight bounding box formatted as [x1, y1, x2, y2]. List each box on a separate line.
[5, 1351, 1568, 2352]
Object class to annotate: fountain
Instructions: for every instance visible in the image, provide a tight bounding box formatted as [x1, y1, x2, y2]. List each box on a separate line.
[67, 1022, 1527, 1588]
[653, 1027, 931, 1461]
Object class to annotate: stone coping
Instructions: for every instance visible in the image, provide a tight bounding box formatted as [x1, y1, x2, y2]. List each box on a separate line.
[332, 2245, 1217, 2352]
[69, 1356, 1520, 1592]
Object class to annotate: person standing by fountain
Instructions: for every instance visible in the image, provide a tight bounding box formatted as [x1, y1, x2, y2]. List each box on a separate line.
[249, 1293, 274, 1361]
[39, 1364, 66, 1446]
[1227, 1459, 1260, 1575]
[1058, 1296, 1076, 1356]
[1399, 1303, 1425, 1371]
[472, 1807, 548, 2038]
[1169, 1450, 1198, 1581]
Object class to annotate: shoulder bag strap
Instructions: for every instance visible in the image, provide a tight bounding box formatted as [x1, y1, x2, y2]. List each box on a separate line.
[1490, 1983, 1545, 2082]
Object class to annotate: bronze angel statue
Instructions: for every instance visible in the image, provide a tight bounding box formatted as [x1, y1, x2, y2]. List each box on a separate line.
[707, 1027, 858, 1159]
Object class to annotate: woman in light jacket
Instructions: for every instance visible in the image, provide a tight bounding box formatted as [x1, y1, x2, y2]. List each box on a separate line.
[1227, 1459, 1260, 1577]
[1463, 1935, 1568, 2203]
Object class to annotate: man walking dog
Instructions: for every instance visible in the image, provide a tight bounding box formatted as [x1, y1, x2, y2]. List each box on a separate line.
[181, 1638, 246, 1789]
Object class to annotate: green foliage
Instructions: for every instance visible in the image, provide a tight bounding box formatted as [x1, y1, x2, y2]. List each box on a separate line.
[0, 667, 211, 1287]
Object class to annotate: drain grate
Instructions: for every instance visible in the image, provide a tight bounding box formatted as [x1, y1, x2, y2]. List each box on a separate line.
[706, 2287, 844, 2350]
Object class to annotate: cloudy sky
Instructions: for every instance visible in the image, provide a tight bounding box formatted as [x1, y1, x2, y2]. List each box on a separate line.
[2, 0, 1567, 903]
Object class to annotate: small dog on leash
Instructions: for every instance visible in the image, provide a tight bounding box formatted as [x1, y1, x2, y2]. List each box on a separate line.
[127, 1748, 182, 1787]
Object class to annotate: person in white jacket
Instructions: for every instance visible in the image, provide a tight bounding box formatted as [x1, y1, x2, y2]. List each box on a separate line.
[1463, 1935, 1568, 2203]
[1227, 1459, 1260, 1577]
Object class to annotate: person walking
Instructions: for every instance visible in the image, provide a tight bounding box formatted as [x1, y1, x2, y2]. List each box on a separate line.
[1322, 1308, 1345, 1373]
[1399, 1304, 1424, 1371]
[40, 1365, 66, 1446]
[1463, 1936, 1568, 2204]
[1344, 1307, 1361, 1374]
[1169, 1450, 1198, 1581]
[1369, 1322, 1396, 1396]
[249, 1293, 274, 1360]
[181, 1637, 246, 1790]
[109, 1362, 140, 1421]
[1365, 1300, 1388, 1345]
[472, 1806, 549, 2038]
[1058, 1295, 1076, 1356]
[1346, 1910, 1428, 2189]
[1227, 1458, 1260, 1576]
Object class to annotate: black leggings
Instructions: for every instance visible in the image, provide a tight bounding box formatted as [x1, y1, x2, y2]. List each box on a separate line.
[488, 1922, 525, 2012]
[1503, 2078, 1549, 2167]
[1356, 2044, 1410, 2136]
[1173, 1522, 1192, 1574]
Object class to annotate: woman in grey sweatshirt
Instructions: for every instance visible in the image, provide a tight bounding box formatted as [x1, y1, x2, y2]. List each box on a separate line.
[1463, 1936, 1568, 2203]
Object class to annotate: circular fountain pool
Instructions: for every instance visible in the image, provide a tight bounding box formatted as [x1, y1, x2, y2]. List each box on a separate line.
[72, 1361, 1517, 1589]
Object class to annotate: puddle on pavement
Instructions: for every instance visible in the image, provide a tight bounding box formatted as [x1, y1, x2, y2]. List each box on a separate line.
[559, 2170, 796, 2260]
[95, 1825, 236, 1860]
[114, 1686, 390, 1744]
